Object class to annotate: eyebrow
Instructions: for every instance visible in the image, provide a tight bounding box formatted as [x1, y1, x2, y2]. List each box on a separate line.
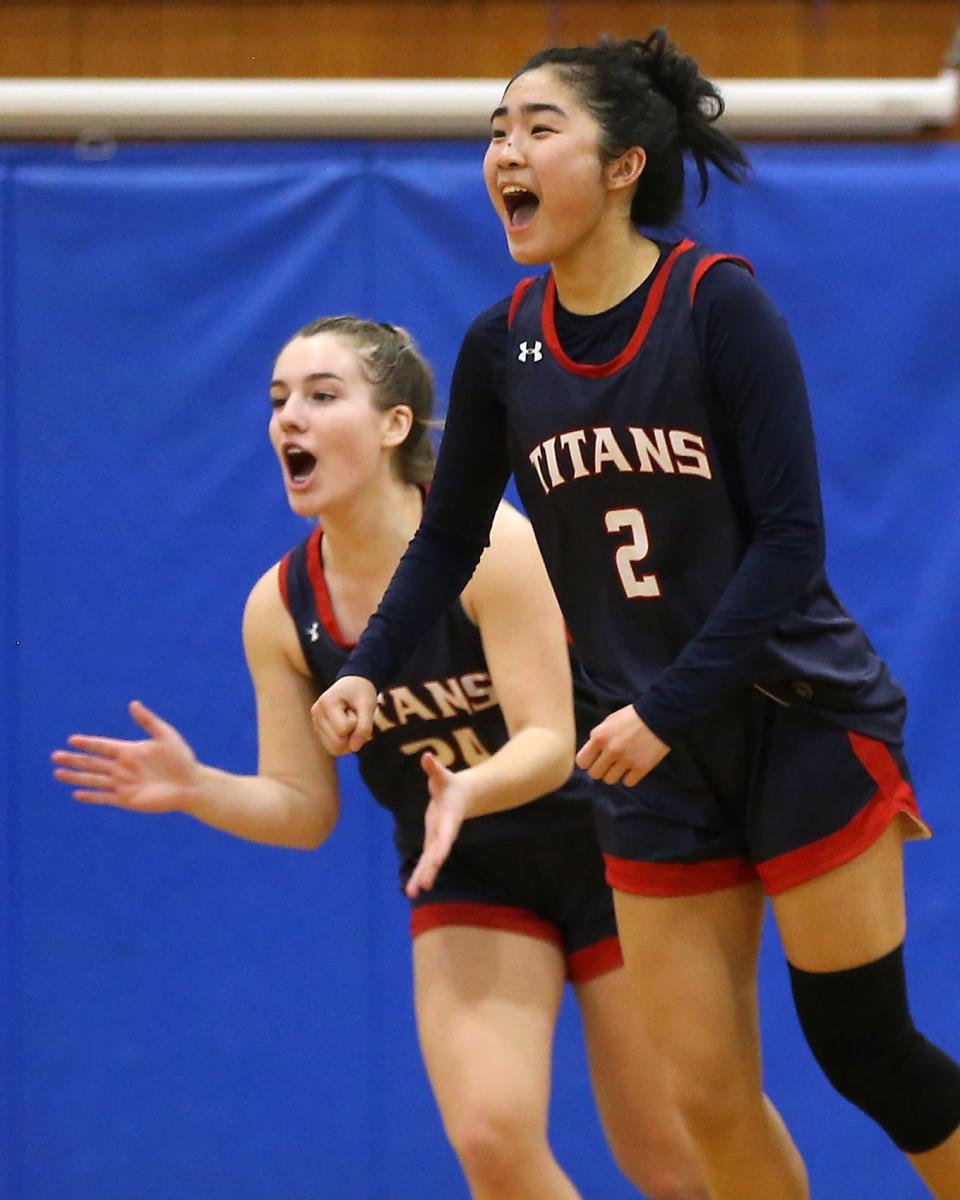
[269, 371, 344, 389]
[489, 101, 568, 124]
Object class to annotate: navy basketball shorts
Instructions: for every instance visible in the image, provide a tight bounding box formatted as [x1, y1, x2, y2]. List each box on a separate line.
[592, 688, 930, 898]
[400, 820, 623, 984]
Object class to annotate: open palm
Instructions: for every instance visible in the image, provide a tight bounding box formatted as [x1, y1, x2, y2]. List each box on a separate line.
[51, 700, 199, 813]
[404, 751, 472, 898]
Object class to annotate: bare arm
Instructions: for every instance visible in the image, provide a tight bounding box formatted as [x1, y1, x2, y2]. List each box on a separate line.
[52, 565, 339, 850]
[406, 503, 576, 895]
[456, 502, 576, 813]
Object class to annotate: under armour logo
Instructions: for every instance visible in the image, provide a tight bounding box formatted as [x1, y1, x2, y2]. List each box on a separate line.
[306, 622, 320, 642]
[518, 340, 543, 363]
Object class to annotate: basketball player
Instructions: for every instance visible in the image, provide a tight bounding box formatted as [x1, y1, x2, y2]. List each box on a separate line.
[313, 32, 960, 1200]
[52, 317, 706, 1200]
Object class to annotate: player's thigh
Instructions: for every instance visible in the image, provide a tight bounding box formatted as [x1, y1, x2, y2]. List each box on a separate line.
[612, 882, 767, 1086]
[574, 964, 700, 1176]
[772, 818, 909, 972]
[413, 924, 567, 1127]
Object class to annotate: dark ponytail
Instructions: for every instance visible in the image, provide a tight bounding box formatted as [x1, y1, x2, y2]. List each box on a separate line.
[515, 29, 749, 226]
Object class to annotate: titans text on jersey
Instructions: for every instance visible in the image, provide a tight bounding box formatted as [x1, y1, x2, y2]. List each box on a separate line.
[373, 671, 497, 732]
[528, 424, 712, 494]
[279, 524, 599, 853]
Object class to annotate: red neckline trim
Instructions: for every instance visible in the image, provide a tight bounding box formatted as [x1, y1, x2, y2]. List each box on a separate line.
[306, 528, 355, 651]
[541, 238, 694, 379]
[508, 276, 537, 328]
[306, 489, 426, 652]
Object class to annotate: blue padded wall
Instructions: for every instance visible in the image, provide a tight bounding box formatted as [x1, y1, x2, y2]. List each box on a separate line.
[1, 139, 959, 1200]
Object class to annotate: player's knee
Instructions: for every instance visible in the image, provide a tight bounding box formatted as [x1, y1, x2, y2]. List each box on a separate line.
[647, 1181, 710, 1200]
[612, 1153, 709, 1200]
[789, 943, 960, 1153]
[599, 1090, 709, 1199]
[445, 1104, 541, 1189]
[669, 1055, 754, 1142]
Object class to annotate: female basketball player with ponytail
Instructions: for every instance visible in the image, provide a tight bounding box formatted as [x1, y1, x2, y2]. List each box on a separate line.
[52, 317, 707, 1200]
[314, 30, 960, 1199]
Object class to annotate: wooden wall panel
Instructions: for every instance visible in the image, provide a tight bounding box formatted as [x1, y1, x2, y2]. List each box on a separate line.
[560, 3, 809, 77]
[0, 3, 79, 75]
[0, 1, 957, 133]
[76, 4, 167, 76]
[0, 1, 957, 80]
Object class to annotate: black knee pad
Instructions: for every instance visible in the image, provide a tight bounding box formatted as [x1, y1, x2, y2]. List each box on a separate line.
[788, 943, 960, 1154]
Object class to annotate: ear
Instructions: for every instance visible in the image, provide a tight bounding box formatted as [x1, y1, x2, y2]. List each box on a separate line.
[604, 146, 646, 194]
[381, 404, 414, 449]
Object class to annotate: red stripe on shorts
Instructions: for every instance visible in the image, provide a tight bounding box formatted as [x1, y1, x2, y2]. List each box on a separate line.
[757, 732, 931, 896]
[410, 902, 562, 948]
[604, 854, 758, 897]
[566, 935, 624, 984]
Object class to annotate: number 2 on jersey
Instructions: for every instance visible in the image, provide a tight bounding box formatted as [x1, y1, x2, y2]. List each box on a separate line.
[605, 508, 661, 598]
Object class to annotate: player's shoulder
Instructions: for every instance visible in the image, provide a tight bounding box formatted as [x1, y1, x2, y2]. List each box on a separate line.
[451, 297, 515, 395]
[244, 561, 286, 631]
[691, 249, 766, 309]
[269, 528, 318, 603]
[688, 249, 788, 346]
[243, 560, 301, 656]
[462, 501, 539, 613]
[465, 274, 551, 351]
[461, 294, 511, 355]
[242, 560, 313, 680]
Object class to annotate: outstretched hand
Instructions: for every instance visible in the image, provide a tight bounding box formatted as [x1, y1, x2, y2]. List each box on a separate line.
[311, 675, 378, 755]
[405, 752, 472, 899]
[575, 703, 669, 787]
[51, 700, 199, 812]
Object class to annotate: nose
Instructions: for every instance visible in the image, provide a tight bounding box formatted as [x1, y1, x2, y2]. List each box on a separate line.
[276, 392, 308, 430]
[495, 134, 524, 168]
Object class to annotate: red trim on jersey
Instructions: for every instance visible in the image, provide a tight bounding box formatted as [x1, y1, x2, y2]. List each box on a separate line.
[277, 553, 291, 611]
[507, 276, 537, 328]
[567, 935, 624, 983]
[410, 901, 562, 948]
[689, 253, 754, 306]
[604, 853, 758, 897]
[541, 239, 695, 379]
[758, 733, 930, 896]
[306, 528, 355, 651]
[302, 490, 424, 651]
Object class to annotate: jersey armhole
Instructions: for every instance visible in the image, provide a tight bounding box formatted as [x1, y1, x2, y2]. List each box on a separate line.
[689, 254, 755, 307]
[278, 552, 292, 612]
[507, 276, 537, 328]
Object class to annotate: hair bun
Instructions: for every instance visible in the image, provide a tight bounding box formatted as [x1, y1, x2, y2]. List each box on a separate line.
[514, 29, 748, 225]
[632, 29, 723, 124]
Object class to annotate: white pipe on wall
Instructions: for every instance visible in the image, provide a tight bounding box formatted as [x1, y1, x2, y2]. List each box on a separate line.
[0, 72, 956, 139]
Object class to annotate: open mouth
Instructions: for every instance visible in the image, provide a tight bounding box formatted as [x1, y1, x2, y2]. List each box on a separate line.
[284, 446, 317, 485]
[502, 185, 540, 229]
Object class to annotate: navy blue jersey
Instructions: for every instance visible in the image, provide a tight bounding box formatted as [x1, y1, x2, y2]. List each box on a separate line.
[280, 527, 598, 854]
[505, 240, 905, 738]
[345, 240, 906, 746]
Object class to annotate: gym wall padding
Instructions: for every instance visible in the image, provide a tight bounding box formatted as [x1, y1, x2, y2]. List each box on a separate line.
[1, 140, 959, 1200]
